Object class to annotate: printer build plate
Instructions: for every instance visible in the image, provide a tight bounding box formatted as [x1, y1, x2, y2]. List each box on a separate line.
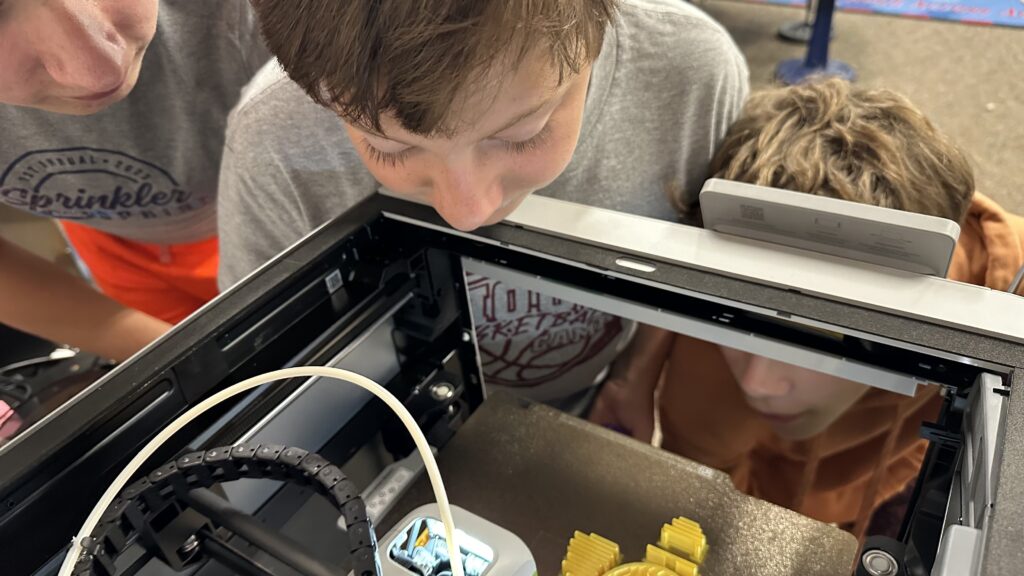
[383, 392, 858, 576]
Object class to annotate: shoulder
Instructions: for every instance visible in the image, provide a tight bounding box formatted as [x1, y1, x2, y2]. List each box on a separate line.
[152, 1, 268, 69]
[613, 0, 747, 80]
[219, 60, 374, 209]
[225, 61, 347, 161]
[615, 0, 737, 43]
[158, 0, 251, 29]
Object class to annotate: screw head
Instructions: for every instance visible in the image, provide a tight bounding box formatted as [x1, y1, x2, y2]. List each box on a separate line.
[179, 535, 200, 555]
[430, 382, 455, 402]
[862, 549, 898, 576]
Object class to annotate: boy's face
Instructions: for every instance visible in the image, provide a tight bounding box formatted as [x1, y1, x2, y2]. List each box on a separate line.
[342, 55, 591, 232]
[720, 346, 870, 440]
[0, 0, 158, 114]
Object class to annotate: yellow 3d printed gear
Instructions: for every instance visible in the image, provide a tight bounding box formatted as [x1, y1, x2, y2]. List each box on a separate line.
[562, 532, 622, 576]
[644, 545, 698, 576]
[605, 563, 679, 576]
[659, 518, 708, 564]
[560, 517, 707, 576]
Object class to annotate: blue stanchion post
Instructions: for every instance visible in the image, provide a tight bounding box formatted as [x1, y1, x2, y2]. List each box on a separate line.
[776, 0, 856, 84]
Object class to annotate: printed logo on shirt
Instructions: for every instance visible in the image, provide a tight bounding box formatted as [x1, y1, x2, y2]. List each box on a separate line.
[0, 147, 207, 221]
[468, 274, 623, 388]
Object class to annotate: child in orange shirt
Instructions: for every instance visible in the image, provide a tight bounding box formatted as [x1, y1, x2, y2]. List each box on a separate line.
[589, 78, 1024, 538]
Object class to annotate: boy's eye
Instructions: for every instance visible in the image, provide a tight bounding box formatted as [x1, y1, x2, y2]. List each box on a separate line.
[361, 139, 412, 168]
[361, 122, 552, 167]
[501, 123, 551, 155]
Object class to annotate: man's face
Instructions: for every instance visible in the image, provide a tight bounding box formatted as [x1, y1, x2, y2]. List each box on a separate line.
[720, 346, 871, 440]
[341, 55, 591, 232]
[0, 0, 158, 114]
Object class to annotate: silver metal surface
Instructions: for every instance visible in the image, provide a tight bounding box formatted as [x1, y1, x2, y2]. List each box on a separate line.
[861, 550, 898, 576]
[178, 536, 199, 555]
[429, 382, 455, 402]
[464, 258, 925, 396]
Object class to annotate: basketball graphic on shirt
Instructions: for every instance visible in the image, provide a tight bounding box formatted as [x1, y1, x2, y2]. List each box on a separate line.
[467, 273, 623, 388]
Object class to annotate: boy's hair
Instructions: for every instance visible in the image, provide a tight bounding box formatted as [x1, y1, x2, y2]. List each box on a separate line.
[250, 0, 617, 136]
[704, 79, 974, 223]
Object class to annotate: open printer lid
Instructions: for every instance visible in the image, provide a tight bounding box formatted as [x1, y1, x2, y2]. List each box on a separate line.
[1, 192, 1023, 575]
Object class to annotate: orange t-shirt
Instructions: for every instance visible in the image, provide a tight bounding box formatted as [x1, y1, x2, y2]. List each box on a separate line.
[61, 221, 218, 324]
[658, 192, 1024, 534]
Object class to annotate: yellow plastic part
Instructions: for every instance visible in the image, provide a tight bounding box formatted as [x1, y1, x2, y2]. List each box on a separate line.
[559, 516, 708, 576]
[644, 545, 699, 576]
[658, 518, 708, 565]
[603, 562, 680, 576]
[561, 531, 622, 576]
[415, 527, 430, 549]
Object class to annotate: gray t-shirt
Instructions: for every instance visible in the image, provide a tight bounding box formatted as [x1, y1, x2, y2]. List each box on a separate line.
[0, 0, 268, 245]
[218, 0, 749, 403]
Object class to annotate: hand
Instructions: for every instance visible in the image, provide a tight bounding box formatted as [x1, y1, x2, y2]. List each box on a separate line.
[588, 377, 655, 443]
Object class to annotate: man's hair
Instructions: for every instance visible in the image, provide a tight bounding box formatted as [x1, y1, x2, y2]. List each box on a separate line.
[251, 0, 617, 136]
[704, 78, 974, 223]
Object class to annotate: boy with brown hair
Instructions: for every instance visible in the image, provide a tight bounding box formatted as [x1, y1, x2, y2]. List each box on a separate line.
[589, 78, 1024, 537]
[217, 0, 748, 406]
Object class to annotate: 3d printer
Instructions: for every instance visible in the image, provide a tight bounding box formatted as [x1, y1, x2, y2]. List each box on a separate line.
[1, 181, 1021, 576]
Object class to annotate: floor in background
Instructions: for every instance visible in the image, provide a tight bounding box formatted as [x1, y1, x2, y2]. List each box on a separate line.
[727, 0, 1024, 28]
[697, 0, 1024, 214]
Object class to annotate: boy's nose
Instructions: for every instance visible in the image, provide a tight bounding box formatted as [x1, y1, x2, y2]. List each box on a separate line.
[34, 1, 128, 95]
[738, 356, 794, 399]
[432, 164, 505, 232]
